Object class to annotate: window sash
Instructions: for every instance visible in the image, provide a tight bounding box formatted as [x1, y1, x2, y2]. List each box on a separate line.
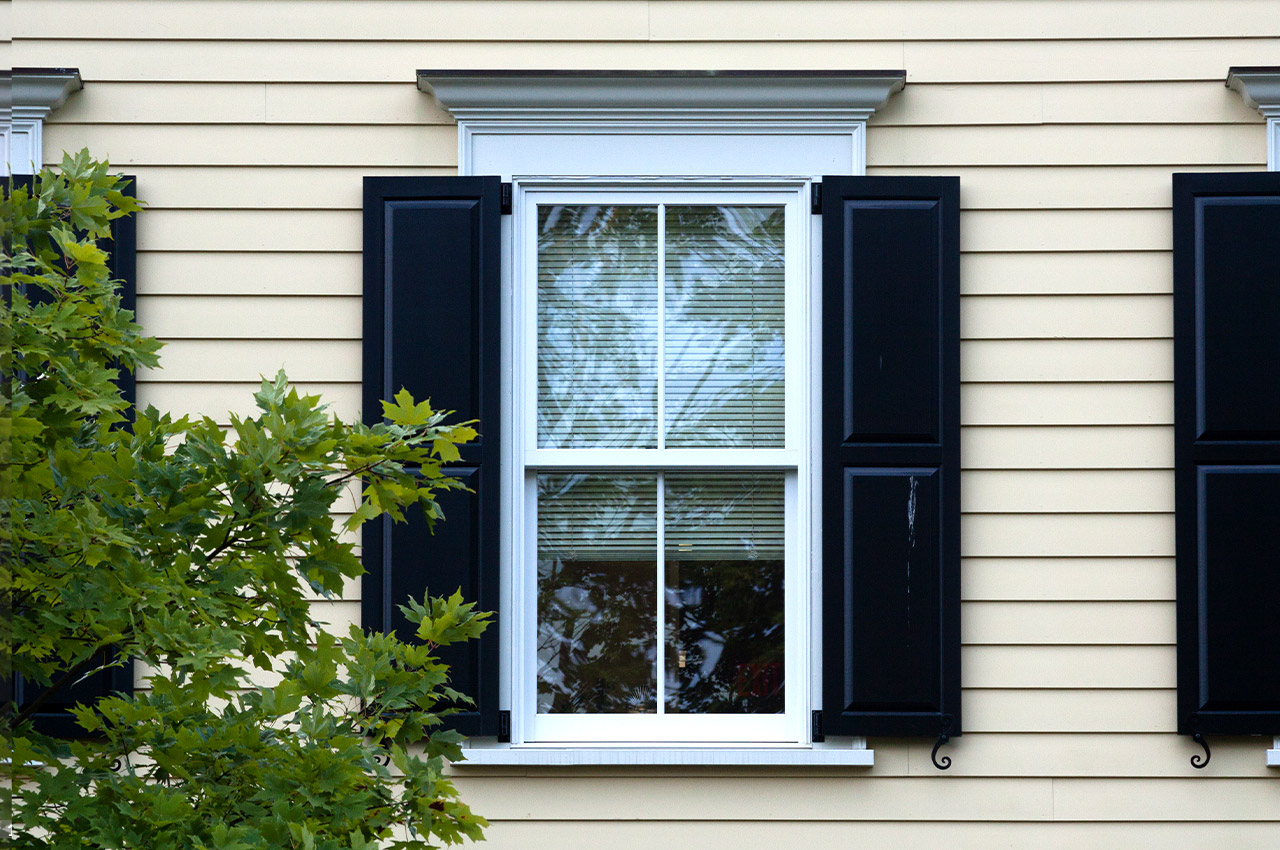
[515, 184, 808, 745]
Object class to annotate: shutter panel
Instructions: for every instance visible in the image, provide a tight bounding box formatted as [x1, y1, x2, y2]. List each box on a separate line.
[1174, 171, 1280, 737]
[820, 176, 961, 738]
[11, 175, 138, 737]
[362, 177, 502, 737]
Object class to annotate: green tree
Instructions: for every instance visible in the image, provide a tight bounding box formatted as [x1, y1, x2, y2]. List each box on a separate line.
[1, 151, 489, 849]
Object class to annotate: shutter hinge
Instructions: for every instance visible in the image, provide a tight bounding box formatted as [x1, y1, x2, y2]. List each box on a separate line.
[810, 182, 822, 215]
[811, 709, 825, 743]
[498, 709, 511, 743]
[500, 182, 513, 215]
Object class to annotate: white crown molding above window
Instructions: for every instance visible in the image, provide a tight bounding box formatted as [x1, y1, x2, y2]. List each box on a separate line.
[1227, 66, 1280, 172]
[416, 70, 906, 177]
[1, 68, 83, 177]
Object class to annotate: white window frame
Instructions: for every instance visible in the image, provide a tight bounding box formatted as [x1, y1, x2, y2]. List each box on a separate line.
[418, 71, 906, 763]
[516, 181, 808, 745]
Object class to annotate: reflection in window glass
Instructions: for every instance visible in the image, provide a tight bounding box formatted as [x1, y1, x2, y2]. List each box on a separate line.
[537, 205, 658, 449]
[537, 473, 657, 713]
[665, 206, 785, 448]
[664, 472, 785, 714]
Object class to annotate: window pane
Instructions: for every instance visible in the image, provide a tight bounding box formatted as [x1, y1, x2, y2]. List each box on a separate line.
[537, 473, 657, 714]
[664, 206, 785, 448]
[538, 205, 658, 448]
[663, 472, 785, 714]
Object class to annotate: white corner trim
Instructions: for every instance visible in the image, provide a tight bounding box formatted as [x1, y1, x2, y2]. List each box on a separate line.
[1227, 67, 1280, 172]
[453, 746, 874, 767]
[417, 71, 905, 178]
[1268, 736, 1280, 767]
[2, 68, 83, 176]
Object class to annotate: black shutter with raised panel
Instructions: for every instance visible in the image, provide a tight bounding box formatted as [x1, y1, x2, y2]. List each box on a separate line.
[362, 177, 502, 737]
[8, 175, 139, 737]
[1174, 171, 1280, 737]
[820, 176, 961, 738]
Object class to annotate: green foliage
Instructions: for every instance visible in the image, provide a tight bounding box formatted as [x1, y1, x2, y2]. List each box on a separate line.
[2, 152, 490, 848]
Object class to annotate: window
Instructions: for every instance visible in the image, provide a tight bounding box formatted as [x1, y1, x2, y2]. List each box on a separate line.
[517, 186, 807, 743]
[362, 71, 961, 765]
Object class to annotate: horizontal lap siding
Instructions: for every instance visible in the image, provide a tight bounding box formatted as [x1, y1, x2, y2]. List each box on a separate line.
[14, 1, 1276, 845]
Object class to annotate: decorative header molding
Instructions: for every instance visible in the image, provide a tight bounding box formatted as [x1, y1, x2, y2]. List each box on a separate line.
[418, 70, 906, 121]
[1227, 66, 1280, 171]
[2, 68, 83, 176]
[416, 70, 907, 177]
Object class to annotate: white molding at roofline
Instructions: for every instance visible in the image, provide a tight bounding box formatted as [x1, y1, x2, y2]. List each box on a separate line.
[1, 68, 83, 177]
[417, 70, 906, 176]
[1227, 66, 1280, 172]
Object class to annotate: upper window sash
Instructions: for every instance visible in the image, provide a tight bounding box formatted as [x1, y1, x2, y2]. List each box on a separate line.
[517, 185, 809, 463]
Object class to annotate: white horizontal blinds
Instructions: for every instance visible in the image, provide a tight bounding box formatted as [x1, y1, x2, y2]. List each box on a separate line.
[536, 473, 658, 714]
[537, 205, 658, 449]
[664, 472, 786, 714]
[664, 206, 785, 449]
[664, 472, 786, 561]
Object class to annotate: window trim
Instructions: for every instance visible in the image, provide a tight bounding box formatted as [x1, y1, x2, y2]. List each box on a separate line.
[416, 71, 908, 763]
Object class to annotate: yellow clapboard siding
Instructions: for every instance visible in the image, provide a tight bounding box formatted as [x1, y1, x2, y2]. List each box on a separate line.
[450, 775, 1055, 821]
[19, 0, 1280, 42]
[137, 295, 361, 338]
[876, 165, 1260, 212]
[52, 120, 1259, 171]
[139, 339, 361, 382]
[962, 383, 1172, 426]
[962, 513, 1174, 557]
[471, 822, 1280, 850]
[905, 733, 1272, 779]
[138, 209, 361, 252]
[962, 209, 1170, 252]
[138, 252, 362, 296]
[959, 252, 1171, 295]
[53, 81, 453, 125]
[963, 558, 1175, 602]
[963, 688, 1173, 732]
[962, 646, 1173, 688]
[870, 124, 1262, 168]
[137, 381, 361, 421]
[962, 339, 1172, 382]
[962, 600, 1174, 644]
[16, 0, 651, 41]
[877, 81, 1258, 127]
[903, 38, 1280, 84]
[962, 295, 1170, 339]
[42, 123, 457, 167]
[962, 469, 1174, 513]
[125, 166, 452, 211]
[646, 1, 1280, 42]
[16, 38, 1273, 85]
[962, 426, 1172, 470]
[52, 81, 1258, 128]
[1053, 778, 1280, 821]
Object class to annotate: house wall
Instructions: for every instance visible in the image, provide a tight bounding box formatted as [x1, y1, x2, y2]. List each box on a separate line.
[13, 1, 1280, 845]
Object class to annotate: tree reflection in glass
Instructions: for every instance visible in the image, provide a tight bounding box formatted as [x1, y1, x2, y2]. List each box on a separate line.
[537, 205, 658, 449]
[664, 473, 785, 714]
[537, 473, 657, 714]
[665, 206, 785, 449]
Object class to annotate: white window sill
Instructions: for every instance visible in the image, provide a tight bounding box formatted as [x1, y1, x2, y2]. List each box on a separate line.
[1267, 737, 1280, 767]
[453, 746, 873, 767]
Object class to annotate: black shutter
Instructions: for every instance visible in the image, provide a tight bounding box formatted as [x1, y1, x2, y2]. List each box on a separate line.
[362, 177, 502, 737]
[820, 176, 961, 738]
[1174, 171, 1280, 736]
[9, 175, 138, 737]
